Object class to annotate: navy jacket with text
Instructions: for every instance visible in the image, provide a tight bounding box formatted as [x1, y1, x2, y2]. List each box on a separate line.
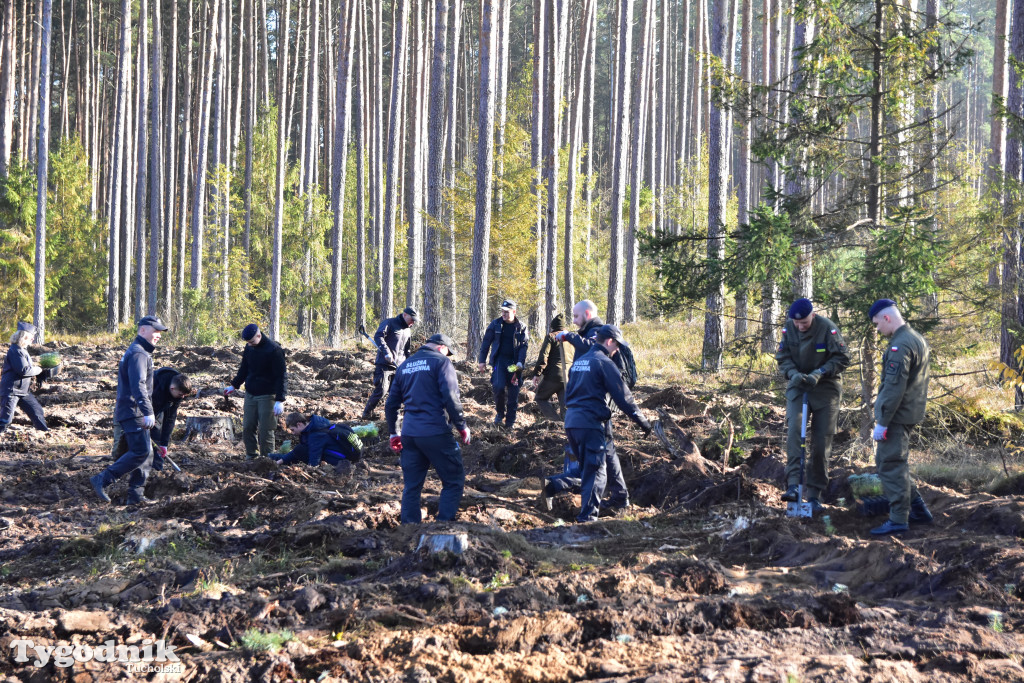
[564, 344, 649, 432]
[385, 347, 467, 437]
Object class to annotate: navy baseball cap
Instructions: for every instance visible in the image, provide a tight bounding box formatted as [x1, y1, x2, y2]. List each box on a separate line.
[403, 307, 420, 321]
[241, 323, 260, 340]
[16, 321, 35, 334]
[868, 299, 897, 318]
[426, 333, 457, 356]
[138, 315, 169, 331]
[595, 324, 628, 347]
[788, 298, 813, 320]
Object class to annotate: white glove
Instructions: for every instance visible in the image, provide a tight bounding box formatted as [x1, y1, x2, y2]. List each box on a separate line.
[516, 362, 524, 370]
[142, 415, 156, 429]
[223, 386, 235, 396]
[273, 401, 284, 416]
[872, 423, 887, 441]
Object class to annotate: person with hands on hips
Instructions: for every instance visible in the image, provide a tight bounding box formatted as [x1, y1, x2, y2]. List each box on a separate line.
[386, 333, 470, 524]
[477, 299, 529, 429]
[774, 298, 850, 513]
[868, 299, 933, 535]
[361, 307, 418, 420]
[91, 315, 169, 505]
[564, 324, 651, 523]
[224, 323, 287, 459]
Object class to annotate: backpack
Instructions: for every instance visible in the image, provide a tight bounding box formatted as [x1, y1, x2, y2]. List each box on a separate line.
[324, 424, 363, 462]
[618, 343, 638, 390]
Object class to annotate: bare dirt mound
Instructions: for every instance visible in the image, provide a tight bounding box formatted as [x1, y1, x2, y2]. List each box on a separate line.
[0, 342, 1021, 681]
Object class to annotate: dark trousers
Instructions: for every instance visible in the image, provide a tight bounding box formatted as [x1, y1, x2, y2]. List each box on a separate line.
[400, 433, 465, 524]
[113, 414, 164, 471]
[491, 364, 522, 426]
[0, 391, 48, 432]
[535, 375, 564, 419]
[99, 420, 153, 502]
[568, 426, 628, 523]
[363, 366, 396, 416]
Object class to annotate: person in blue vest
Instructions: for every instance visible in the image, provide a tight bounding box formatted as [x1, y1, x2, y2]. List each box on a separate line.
[361, 307, 418, 420]
[477, 299, 529, 429]
[564, 324, 651, 523]
[386, 333, 471, 524]
[271, 412, 362, 468]
[0, 321, 48, 435]
[91, 315, 169, 505]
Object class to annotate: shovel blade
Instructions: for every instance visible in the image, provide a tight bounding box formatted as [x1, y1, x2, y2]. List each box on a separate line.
[786, 501, 813, 518]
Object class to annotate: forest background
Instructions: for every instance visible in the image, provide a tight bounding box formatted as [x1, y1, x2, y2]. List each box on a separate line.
[0, 0, 1021, 418]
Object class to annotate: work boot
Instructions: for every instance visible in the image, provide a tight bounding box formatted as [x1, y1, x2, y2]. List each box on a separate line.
[781, 485, 799, 502]
[493, 414, 504, 426]
[360, 411, 374, 421]
[538, 489, 553, 512]
[599, 498, 630, 512]
[909, 496, 933, 524]
[870, 519, 909, 535]
[807, 498, 823, 514]
[90, 474, 111, 503]
[126, 495, 157, 506]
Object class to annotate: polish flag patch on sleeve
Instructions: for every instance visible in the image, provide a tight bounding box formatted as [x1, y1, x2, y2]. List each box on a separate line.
[831, 329, 837, 334]
[891, 346, 899, 351]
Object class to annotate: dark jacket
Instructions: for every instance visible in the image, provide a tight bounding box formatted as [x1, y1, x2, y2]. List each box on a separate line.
[875, 323, 930, 426]
[277, 415, 350, 467]
[0, 344, 41, 397]
[386, 347, 467, 437]
[478, 317, 529, 367]
[564, 345, 649, 432]
[529, 334, 572, 380]
[562, 317, 604, 356]
[151, 367, 184, 447]
[775, 314, 851, 399]
[230, 335, 287, 401]
[114, 336, 156, 423]
[373, 314, 414, 369]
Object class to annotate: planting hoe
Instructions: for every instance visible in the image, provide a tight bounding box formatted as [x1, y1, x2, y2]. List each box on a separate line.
[787, 392, 814, 518]
[357, 324, 380, 349]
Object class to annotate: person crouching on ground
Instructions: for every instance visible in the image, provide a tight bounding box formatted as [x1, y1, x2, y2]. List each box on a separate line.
[386, 333, 470, 524]
[0, 321, 49, 436]
[564, 324, 651, 523]
[272, 412, 362, 468]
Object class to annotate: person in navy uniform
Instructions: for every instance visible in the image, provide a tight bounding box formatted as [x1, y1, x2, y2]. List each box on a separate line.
[91, 315, 169, 505]
[564, 324, 651, 523]
[111, 369, 193, 471]
[477, 299, 529, 428]
[362, 307, 418, 420]
[0, 321, 48, 435]
[386, 333, 471, 524]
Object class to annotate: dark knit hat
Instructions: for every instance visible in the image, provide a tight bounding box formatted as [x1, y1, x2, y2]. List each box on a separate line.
[241, 324, 260, 341]
[868, 299, 898, 318]
[788, 298, 813, 320]
[549, 313, 566, 332]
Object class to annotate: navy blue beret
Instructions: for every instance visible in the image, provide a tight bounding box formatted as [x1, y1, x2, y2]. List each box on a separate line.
[868, 299, 897, 318]
[788, 298, 813, 320]
[241, 324, 260, 341]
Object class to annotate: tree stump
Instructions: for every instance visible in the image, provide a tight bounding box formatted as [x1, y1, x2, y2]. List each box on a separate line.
[416, 533, 469, 555]
[183, 416, 235, 442]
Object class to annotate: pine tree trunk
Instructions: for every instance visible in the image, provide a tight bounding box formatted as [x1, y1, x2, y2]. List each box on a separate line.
[564, 0, 594, 310]
[424, 0, 449, 332]
[269, 0, 292, 340]
[543, 0, 566, 323]
[243, 0, 256, 264]
[354, 0, 368, 330]
[134, 0, 149, 321]
[734, 0, 752, 337]
[163, 0, 177, 319]
[190, 0, 221, 292]
[33, 0, 52, 342]
[177, 0, 196, 318]
[149, 0, 162, 315]
[606, 0, 634, 325]
[444, 0, 463, 325]
[107, 0, 132, 332]
[0, 0, 13, 177]
[466, 0, 497, 361]
[701, 0, 726, 372]
[405, 0, 425, 310]
[1001, 0, 1024, 408]
[625, 0, 654, 323]
[530, 0, 546, 332]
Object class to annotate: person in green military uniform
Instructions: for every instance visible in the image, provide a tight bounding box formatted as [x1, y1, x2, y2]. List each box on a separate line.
[775, 298, 850, 512]
[868, 299, 933, 535]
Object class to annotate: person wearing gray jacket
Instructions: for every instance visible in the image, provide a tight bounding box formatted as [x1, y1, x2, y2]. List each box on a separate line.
[91, 315, 169, 505]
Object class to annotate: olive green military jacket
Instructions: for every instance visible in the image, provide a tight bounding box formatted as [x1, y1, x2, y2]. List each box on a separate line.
[775, 315, 851, 396]
[875, 323, 930, 426]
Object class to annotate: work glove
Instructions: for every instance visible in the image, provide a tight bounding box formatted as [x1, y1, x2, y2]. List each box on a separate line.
[142, 415, 156, 429]
[511, 374, 519, 387]
[223, 386, 235, 396]
[384, 350, 395, 365]
[156, 445, 168, 459]
[273, 401, 284, 416]
[389, 435, 403, 453]
[459, 427, 471, 445]
[804, 370, 822, 387]
[640, 421, 652, 439]
[553, 331, 570, 343]
[872, 423, 888, 441]
[787, 373, 806, 390]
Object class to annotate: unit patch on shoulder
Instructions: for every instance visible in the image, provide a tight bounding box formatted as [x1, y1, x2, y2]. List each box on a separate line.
[778, 341, 785, 352]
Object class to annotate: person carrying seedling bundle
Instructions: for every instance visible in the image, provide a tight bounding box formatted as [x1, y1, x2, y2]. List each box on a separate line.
[111, 369, 194, 472]
[564, 324, 651, 523]
[271, 412, 367, 469]
[0, 321, 50, 436]
[386, 333, 471, 524]
[477, 299, 529, 429]
[90, 315, 169, 505]
[867, 299, 933, 535]
[361, 307, 418, 420]
[224, 324, 287, 459]
[774, 298, 850, 514]
[527, 313, 572, 420]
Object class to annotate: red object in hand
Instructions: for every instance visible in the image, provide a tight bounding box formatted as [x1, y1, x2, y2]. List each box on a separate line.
[459, 427, 471, 445]
[389, 435, 403, 453]
[156, 445, 168, 458]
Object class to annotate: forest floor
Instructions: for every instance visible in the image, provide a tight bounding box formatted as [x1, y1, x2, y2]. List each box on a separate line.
[1, 336, 1024, 682]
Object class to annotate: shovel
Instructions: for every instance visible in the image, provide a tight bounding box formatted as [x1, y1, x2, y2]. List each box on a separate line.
[787, 392, 813, 518]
